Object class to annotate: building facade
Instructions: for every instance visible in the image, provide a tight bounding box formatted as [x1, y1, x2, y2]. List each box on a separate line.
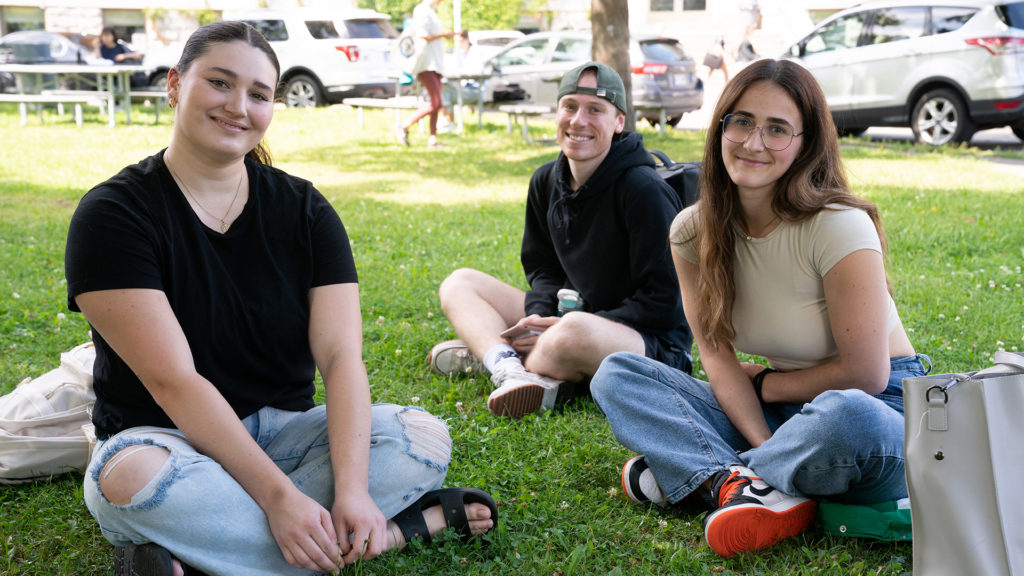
[0, 0, 858, 66]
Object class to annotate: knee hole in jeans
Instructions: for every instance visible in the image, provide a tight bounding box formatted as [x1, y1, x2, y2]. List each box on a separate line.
[399, 409, 452, 468]
[99, 445, 171, 506]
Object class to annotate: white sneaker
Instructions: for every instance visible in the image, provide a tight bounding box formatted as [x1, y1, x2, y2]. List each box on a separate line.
[486, 363, 566, 418]
[428, 340, 484, 376]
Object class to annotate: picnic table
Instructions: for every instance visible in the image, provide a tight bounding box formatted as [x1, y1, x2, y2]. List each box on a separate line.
[0, 63, 149, 127]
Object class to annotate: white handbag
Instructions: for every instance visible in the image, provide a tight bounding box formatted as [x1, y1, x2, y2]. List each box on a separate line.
[903, 351, 1024, 576]
[0, 342, 96, 484]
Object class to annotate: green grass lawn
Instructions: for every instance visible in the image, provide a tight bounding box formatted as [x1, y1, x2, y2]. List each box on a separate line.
[1, 102, 1022, 575]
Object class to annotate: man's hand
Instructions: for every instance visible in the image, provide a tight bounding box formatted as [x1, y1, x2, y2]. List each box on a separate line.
[265, 487, 342, 573]
[507, 314, 559, 354]
[332, 490, 389, 565]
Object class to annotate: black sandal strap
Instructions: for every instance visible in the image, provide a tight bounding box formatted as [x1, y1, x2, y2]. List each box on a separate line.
[391, 496, 432, 545]
[438, 490, 471, 539]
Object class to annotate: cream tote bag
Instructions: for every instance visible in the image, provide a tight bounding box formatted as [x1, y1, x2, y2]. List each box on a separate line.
[903, 351, 1024, 576]
[0, 342, 96, 483]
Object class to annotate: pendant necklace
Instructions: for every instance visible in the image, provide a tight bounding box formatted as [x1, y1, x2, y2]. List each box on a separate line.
[168, 163, 244, 233]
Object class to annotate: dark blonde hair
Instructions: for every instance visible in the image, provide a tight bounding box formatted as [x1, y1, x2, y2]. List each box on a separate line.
[675, 59, 889, 349]
[175, 21, 280, 165]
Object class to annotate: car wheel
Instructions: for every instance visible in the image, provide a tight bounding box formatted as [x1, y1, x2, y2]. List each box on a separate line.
[284, 74, 323, 108]
[1012, 120, 1024, 142]
[148, 70, 168, 89]
[645, 115, 681, 128]
[838, 127, 867, 138]
[911, 88, 974, 146]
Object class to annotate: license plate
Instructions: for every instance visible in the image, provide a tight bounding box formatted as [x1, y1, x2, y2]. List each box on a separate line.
[671, 73, 690, 87]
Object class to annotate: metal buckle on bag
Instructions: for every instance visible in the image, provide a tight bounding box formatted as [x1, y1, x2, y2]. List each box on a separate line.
[924, 375, 970, 431]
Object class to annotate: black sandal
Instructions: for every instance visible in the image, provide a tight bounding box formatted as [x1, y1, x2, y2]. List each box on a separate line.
[113, 543, 207, 576]
[391, 487, 499, 544]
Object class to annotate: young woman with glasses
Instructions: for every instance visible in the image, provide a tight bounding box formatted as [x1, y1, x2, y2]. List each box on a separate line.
[589, 59, 929, 557]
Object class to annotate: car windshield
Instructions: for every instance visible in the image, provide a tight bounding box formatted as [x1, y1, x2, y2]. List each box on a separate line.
[996, 1, 1024, 28]
[639, 39, 686, 60]
[494, 38, 549, 66]
[341, 19, 398, 39]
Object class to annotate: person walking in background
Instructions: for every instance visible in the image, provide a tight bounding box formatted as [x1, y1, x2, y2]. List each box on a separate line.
[591, 59, 929, 558]
[67, 21, 495, 576]
[702, 35, 729, 83]
[396, 0, 454, 148]
[735, 23, 759, 65]
[428, 62, 693, 419]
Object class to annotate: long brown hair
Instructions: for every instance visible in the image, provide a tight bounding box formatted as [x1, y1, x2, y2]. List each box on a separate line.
[175, 21, 280, 165]
[674, 59, 889, 350]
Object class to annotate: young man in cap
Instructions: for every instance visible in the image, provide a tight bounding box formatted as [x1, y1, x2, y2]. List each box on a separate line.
[430, 62, 693, 418]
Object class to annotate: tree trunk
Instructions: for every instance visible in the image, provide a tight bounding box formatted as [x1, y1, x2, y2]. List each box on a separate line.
[591, 0, 633, 131]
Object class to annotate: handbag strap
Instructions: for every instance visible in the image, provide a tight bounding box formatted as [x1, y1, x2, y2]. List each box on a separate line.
[991, 351, 1024, 371]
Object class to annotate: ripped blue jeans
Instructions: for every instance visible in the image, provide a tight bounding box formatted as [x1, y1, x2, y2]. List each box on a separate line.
[83, 404, 449, 576]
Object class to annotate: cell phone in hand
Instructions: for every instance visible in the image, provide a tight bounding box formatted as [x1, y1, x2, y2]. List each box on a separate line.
[500, 324, 545, 340]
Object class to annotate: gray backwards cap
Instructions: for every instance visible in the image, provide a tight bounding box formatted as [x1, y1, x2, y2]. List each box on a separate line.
[557, 61, 627, 115]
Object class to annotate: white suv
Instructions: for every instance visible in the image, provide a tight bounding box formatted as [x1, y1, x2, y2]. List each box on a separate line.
[784, 0, 1024, 145]
[225, 8, 399, 107]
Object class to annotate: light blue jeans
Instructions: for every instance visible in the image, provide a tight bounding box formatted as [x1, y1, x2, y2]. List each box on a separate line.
[591, 353, 930, 506]
[84, 404, 449, 576]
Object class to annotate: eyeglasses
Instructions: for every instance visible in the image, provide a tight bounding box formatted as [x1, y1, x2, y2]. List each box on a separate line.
[721, 114, 803, 151]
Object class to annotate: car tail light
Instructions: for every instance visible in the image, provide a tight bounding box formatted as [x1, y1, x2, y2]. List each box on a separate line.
[631, 62, 668, 75]
[994, 100, 1023, 110]
[965, 37, 1024, 55]
[336, 45, 360, 62]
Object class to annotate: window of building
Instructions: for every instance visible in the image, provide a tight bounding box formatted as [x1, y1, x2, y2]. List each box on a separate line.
[683, 0, 706, 9]
[650, 0, 674, 12]
[103, 9, 146, 44]
[2, 6, 44, 34]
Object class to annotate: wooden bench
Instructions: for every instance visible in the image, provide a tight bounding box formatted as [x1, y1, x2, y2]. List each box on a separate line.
[342, 96, 421, 128]
[498, 103, 554, 144]
[0, 93, 103, 127]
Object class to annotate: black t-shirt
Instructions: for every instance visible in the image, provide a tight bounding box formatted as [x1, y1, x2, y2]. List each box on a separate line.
[65, 151, 357, 439]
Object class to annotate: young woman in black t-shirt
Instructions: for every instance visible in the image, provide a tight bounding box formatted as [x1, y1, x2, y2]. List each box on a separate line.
[66, 21, 496, 576]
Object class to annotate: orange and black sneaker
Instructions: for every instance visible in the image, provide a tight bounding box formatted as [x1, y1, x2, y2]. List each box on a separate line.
[702, 465, 817, 557]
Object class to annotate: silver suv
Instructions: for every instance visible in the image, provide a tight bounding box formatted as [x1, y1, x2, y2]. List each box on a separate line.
[483, 31, 704, 128]
[225, 8, 399, 107]
[784, 0, 1024, 145]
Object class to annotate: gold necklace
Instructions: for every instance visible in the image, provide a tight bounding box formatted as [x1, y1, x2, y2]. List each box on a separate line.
[167, 162, 244, 233]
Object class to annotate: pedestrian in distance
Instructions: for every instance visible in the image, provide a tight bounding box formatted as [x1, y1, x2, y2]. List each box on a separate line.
[429, 61, 694, 419]
[396, 0, 455, 148]
[66, 20, 495, 576]
[591, 58, 930, 558]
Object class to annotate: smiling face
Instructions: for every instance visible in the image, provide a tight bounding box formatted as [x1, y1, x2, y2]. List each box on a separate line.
[721, 80, 804, 199]
[167, 40, 277, 165]
[555, 70, 625, 183]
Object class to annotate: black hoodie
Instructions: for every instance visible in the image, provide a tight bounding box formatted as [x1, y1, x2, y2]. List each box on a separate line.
[520, 131, 692, 361]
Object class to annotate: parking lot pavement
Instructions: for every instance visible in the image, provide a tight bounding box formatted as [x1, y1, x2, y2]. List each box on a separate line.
[673, 74, 1023, 171]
